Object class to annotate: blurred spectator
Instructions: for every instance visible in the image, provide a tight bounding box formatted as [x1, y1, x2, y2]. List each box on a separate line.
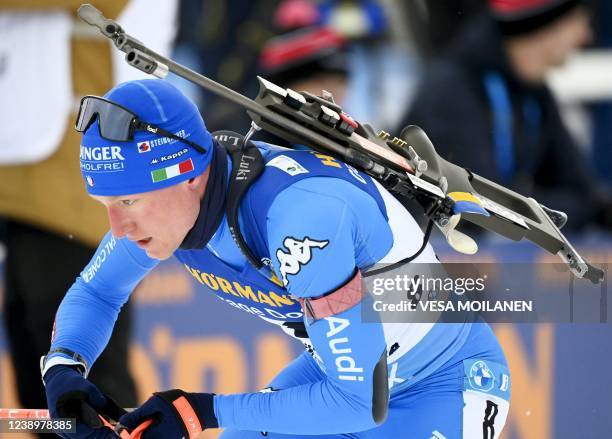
[259, 26, 349, 103]
[257, 0, 419, 132]
[177, 0, 414, 137]
[0, 0, 176, 424]
[409, 0, 487, 56]
[173, 0, 281, 133]
[589, 0, 612, 184]
[397, 0, 612, 231]
[180, 0, 387, 133]
[256, 25, 349, 147]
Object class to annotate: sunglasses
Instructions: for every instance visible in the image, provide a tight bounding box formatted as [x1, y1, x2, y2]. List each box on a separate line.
[75, 96, 207, 154]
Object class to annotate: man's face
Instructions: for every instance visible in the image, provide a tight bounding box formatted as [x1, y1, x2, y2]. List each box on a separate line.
[540, 7, 592, 67]
[91, 176, 205, 260]
[506, 7, 592, 84]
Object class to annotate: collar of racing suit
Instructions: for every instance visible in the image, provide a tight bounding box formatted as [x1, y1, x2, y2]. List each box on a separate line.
[180, 140, 228, 250]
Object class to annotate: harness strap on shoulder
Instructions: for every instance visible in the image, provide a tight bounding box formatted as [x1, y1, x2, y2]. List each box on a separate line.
[212, 131, 269, 275]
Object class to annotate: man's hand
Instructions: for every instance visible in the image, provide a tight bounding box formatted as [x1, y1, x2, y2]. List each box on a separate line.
[44, 365, 124, 438]
[117, 389, 218, 439]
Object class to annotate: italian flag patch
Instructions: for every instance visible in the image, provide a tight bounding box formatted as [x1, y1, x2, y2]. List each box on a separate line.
[151, 158, 194, 182]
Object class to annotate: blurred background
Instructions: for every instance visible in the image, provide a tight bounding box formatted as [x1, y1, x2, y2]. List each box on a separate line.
[0, 0, 611, 438]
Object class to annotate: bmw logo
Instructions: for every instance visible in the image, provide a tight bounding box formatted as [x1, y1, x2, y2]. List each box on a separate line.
[468, 360, 495, 392]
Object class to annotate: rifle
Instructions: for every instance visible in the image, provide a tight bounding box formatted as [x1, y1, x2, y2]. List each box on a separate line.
[77, 4, 604, 284]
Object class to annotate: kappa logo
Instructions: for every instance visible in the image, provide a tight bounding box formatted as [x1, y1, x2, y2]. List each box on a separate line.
[151, 148, 189, 165]
[276, 236, 329, 286]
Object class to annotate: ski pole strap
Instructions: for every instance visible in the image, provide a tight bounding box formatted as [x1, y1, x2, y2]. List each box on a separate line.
[116, 419, 153, 439]
[154, 389, 217, 438]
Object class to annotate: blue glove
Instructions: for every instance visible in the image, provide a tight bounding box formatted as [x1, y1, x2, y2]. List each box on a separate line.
[117, 389, 217, 438]
[44, 365, 124, 438]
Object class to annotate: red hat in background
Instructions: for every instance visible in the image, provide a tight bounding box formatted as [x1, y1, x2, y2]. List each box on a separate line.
[489, 0, 584, 35]
[274, 0, 320, 30]
[259, 26, 348, 85]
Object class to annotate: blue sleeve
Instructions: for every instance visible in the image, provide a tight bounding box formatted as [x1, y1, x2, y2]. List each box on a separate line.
[214, 178, 392, 434]
[48, 231, 158, 369]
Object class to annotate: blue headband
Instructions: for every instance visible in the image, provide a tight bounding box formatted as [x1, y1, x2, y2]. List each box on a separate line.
[80, 79, 213, 196]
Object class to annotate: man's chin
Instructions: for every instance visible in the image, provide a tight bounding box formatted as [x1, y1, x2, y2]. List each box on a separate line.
[145, 247, 173, 261]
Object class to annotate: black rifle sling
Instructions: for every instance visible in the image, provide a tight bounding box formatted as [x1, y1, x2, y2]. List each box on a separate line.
[213, 131, 266, 271]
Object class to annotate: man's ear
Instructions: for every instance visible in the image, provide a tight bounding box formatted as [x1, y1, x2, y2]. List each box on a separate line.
[186, 167, 210, 196]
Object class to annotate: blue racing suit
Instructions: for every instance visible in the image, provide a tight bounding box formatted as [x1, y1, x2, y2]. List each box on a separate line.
[47, 141, 510, 438]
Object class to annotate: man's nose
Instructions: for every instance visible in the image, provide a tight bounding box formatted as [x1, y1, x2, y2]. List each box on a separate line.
[108, 206, 135, 238]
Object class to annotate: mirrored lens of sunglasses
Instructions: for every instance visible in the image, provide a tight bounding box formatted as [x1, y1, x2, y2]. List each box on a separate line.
[98, 104, 135, 141]
[76, 98, 135, 142]
[75, 98, 97, 133]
